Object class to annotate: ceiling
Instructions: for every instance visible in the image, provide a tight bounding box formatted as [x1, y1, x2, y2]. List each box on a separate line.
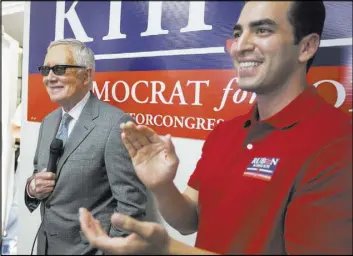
[2, 2, 25, 47]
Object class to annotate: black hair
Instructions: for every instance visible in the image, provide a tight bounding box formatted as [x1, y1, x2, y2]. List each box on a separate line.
[287, 1, 326, 72]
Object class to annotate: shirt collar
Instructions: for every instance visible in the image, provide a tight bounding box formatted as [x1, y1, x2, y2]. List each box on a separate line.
[62, 91, 91, 120]
[246, 86, 323, 130]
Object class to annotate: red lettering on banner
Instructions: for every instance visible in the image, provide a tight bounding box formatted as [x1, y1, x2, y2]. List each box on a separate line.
[28, 66, 352, 140]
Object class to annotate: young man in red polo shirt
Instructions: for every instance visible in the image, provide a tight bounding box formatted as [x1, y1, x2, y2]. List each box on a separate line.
[79, 1, 352, 254]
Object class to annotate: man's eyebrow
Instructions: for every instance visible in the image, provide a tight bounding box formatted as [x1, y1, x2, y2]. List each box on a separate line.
[233, 18, 277, 31]
[249, 19, 277, 28]
[233, 24, 242, 31]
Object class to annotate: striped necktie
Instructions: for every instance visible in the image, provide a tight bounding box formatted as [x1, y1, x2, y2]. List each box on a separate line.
[56, 113, 73, 146]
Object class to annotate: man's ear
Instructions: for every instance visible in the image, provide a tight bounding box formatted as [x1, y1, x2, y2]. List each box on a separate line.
[83, 67, 93, 86]
[298, 33, 321, 63]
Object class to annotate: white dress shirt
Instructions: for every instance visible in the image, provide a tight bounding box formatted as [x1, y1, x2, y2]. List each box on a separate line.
[61, 91, 90, 138]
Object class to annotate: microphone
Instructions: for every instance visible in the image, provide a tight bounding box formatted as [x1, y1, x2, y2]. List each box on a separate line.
[30, 138, 63, 255]
[47, 138, 63, 174]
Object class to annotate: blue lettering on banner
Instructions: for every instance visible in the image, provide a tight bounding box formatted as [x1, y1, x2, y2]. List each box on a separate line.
[28, 1, 352, 73]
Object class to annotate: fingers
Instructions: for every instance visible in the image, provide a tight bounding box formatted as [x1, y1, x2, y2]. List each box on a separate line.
[162, 134, 175, 152]
[80, 208, 100, 244]
[79, 208, 95, 235]
[37, 191, 52, 198]
[122, 122, 160, 144]
[121, 132, 137, 158]
[120, 121, 162, 152]
[35, 177, 55, 190]
[79, 208, 107, 239]
[79, 208, 124, 254]
[30, 173, 55, 198]
[136, 125, 160, 144]
[121, 122, 148, 155]
[111, 213, 159, 241]
[35, 187, 54, 197]
[93, 219, 106, 237]
[35, 179, 55, 187]
[36, 171, 56, 180]
[121, 122, 144, 150]
[80, 209, 167, 255]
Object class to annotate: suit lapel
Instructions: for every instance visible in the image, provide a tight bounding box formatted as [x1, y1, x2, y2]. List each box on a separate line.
[55, 93, 99, 180]
[42, 108, 62, 163]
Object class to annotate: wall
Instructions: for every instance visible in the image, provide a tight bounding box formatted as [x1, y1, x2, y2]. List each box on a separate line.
[1, 30, 20, 238]
[17, 1, 352, 254]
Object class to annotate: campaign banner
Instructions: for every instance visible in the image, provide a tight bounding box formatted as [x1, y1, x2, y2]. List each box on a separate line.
[27, 1, 352, 140]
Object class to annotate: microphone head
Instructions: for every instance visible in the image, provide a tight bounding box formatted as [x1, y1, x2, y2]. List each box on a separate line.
[50, 138, 63, 154]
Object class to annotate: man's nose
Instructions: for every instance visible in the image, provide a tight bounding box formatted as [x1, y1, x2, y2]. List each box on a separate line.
[230, 32, 255, 58]
[46, 70, 58, 82]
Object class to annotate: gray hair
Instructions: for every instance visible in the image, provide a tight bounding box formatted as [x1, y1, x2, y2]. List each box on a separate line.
[48, 38, 95, 73]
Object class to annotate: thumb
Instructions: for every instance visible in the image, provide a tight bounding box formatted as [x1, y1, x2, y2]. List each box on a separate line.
[111, 213, 153, 240]
[111, 213, 137, 233]
[164, 134, 175, 152]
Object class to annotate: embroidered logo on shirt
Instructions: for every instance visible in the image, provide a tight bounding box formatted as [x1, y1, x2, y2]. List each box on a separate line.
[244, 157, 280, 181]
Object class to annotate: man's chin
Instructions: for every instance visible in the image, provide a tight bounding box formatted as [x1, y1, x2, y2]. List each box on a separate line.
[237, 82, 259, 93]
[48, 95, 63, 104]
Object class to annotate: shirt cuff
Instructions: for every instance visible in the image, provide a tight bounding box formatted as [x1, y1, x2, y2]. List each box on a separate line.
[26, 178, 36, 199]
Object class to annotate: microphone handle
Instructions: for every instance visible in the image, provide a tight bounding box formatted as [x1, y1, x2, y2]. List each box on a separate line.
[47, 154, 60, 174]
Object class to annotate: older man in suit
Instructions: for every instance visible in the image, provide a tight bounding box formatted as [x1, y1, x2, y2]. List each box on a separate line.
[24, 38, 147, 255]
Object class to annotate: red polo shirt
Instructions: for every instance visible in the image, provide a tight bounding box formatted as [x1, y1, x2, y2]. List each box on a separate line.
[188, 86, 352, 255]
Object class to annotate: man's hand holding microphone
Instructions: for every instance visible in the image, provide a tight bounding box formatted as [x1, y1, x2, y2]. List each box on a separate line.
[27, 137, 63, 200]
[27, 170, 56, 200]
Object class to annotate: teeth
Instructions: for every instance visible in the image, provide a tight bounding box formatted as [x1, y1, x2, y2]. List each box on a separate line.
[239, 62, 261, 68]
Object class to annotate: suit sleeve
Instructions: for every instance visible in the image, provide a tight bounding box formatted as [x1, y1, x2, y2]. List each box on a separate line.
[104, 113, 148, 237]
[24, 119, 45, 212]
[284, 135, 352, 255]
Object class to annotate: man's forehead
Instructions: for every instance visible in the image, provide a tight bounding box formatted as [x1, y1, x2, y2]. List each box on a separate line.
[44, 45, 75, 64]
[237, 1, 292, 26]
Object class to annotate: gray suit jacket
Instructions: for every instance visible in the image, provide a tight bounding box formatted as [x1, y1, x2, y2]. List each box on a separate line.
[25, 92, 147, 255]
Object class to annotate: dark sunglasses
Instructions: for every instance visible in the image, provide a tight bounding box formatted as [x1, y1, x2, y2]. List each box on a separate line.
[38, 65, 86, 76]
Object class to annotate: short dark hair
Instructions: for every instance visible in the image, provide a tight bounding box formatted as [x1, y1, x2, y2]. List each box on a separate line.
[287, 1, 326, 72]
